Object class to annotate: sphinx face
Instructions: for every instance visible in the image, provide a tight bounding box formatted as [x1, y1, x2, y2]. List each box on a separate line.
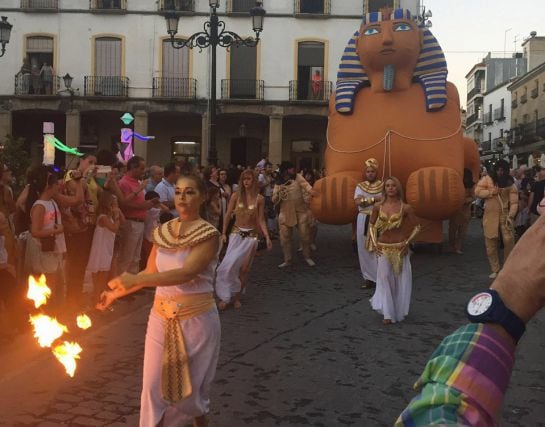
[356, 19, 422, 74]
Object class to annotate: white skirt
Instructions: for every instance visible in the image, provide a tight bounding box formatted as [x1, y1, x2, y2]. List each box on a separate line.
[370, 253, 412, 323]
[139, 308, 221, 427]
[356, 212, 377, 282]
[215, 232, 258, 303]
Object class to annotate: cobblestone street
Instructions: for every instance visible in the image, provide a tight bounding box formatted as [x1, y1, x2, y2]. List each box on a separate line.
[0, 220, 544, 426]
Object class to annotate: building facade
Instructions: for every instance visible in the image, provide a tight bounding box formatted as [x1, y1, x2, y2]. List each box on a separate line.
[0, 0, 420, 169]
[480, 82, 510, 162]
[464, 52, 526, 155]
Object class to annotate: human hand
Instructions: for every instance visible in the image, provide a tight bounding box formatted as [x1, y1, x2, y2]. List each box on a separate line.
[490, 186, 499, 196]
[95, 291, 117, 311]
[221, 234, 227, 244]
[491, 214, 545, 322]
[266, 237, 272, 250]
[140, 179, 149, 191]
[108, 272, 139, 292]
[54, 224, 64, 234]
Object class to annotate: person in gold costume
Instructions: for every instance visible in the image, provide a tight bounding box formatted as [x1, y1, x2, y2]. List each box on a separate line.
[475, 160, 518, 279]
[354, 158, 383, 289]
[272, 161, 317, 268]
[368, 177, 420, 324]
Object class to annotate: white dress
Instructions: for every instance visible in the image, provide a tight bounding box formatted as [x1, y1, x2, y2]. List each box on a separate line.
[354, 186, 378, 282]
[370, 254, 412, 323]
[86, 214, 116, 273]
[215, 228, 258, 303]
[139, 246, 221, 427]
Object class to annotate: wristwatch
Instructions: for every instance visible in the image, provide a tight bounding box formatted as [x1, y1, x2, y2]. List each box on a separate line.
[465, 289, 526, 343]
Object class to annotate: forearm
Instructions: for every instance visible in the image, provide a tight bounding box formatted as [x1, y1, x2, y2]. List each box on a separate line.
[136, 267, 201, 288]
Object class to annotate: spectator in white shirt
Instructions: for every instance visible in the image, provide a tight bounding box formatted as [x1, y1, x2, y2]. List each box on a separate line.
[154, 163, 180, 218]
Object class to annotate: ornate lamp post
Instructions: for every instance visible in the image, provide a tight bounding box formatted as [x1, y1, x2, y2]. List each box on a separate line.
[0, 16, 13, 58]
[165, 0, 266, 166]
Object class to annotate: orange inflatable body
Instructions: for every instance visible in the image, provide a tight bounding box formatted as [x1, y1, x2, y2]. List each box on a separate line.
[311, 9, 480, 242]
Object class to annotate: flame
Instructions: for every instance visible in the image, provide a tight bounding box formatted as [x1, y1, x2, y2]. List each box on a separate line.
[52, 341, 82, 377]
[76, 314, 92, 330]
[27, 274, 51, 309]
[29, 314, 68, 348]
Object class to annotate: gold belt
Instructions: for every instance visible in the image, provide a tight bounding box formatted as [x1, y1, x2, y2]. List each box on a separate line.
[152, 292, 215, 403]
[231, 226, 258, 239]
[376, 241, 406, 275]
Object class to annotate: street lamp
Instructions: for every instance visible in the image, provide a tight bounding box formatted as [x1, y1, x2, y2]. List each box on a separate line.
[164, 1, 266, 166]
[0, 16, 13, 58]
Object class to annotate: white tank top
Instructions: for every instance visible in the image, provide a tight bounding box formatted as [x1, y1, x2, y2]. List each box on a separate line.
[32, 199, 66, 253]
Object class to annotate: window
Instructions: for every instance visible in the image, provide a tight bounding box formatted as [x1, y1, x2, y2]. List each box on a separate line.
[295, 0, 331, 15]
[22, 36, 55, 95]
[229, 43, 258, 98]
[160, 0, 194, 11]
[93, 37, 124, 95]
[296, 41, 325, 100]
[230, 0, 256, 12]
[364, 0, 398, 14]
[160, 39, 191, 97]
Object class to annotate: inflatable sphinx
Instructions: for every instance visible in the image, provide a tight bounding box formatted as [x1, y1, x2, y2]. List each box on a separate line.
[310, 9, 480, 243]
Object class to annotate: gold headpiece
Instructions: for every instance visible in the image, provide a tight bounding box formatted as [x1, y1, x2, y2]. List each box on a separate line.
[365, 158, 379, 171]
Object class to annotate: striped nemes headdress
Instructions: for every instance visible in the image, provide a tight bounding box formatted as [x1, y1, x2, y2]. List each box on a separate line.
[335, 9, 448, 114]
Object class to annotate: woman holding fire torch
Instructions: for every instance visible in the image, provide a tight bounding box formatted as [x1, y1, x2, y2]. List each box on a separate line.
[97, 174, 221, 427]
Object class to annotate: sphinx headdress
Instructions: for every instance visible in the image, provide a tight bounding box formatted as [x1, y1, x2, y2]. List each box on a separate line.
[335, 9, 448, 114]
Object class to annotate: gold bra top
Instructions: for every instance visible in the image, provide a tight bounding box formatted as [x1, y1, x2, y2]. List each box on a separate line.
[375, 205, 403, 231]
[235, 196, 258, 218]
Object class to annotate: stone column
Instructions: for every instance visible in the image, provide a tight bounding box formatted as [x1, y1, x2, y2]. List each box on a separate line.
[268, 114, 283, 167]
[0, 110, 12, 140]
[65, 110, 81, 165]
[201, 113, 209, 166]
[133, 110, 149, 161]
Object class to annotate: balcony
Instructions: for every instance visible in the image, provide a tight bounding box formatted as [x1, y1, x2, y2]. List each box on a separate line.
[158, 0, 194, 12]
[14, 74, 61, 95]
[228, 0, 256, 13]
[520, 93, 527, 104]
[512, 99, 518, 109]
[84, 76, 129, 96]
[20, 0, 58, 10]
[493, 107, 505, 121]
[152, 77, 196, 99]
[221, 79, 264, 100]
[289, 80, 332, 102]
[294, 0, 331, 17]
[531, 88, 539, 99]
[538, 118, 545, 138]
[466, 112, 483, 127]
[483, 112, 493, 125]
[89, 0, 127, 12]
[467, 85, 482, 101]
[480, 140, 491, 152]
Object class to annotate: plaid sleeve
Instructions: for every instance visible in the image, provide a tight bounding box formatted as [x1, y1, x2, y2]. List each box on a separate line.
[395, 324, 516, 427]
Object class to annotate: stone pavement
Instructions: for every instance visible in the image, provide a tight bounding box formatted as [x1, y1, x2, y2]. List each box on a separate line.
[0, 220, 544, 426]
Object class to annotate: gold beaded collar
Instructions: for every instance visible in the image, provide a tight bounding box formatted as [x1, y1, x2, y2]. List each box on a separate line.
[357, 180, 384, 195]
[153, 218, 219, 250]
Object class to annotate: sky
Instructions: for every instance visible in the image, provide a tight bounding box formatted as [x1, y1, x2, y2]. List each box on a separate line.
[423, 0, 545, 108]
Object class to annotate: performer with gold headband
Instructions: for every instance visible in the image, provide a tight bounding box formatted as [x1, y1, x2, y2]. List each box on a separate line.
[97, 174, 221, 427]
[272, 161, 317, 268]
[368, 177, 420, 324]
[354, 158, 383, 288]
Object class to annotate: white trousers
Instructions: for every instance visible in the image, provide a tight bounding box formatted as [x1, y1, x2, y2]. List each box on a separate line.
[140, 308, 221, 427]
[370, 253, 412, 323]
[356, 212, 377, 282]
[117, 219, 145, 274]
[215, 233, 258, 303]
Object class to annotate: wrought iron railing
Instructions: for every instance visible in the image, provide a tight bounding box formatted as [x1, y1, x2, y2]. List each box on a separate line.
[158, 0, 195, 12]
[84, 76, 129, 96]
[289, 80, 332, 101]
[228, 0, 257, 13]
[493, 107, 505, 121]
[152, 77, 197, 98]
[14, 74, 61, 95]
[294, 0, 331, 15]
[89, 0, 127, 11]
[221, 79, 264, 100]
[467, 85, 482, 101]
[520, 93, 527, 104]
[20, 0, 58, 9]
[480, 140, 491, 152]
[512, 99, 518, 108]
[483, 112, 493, 125]
[531, 88, 539, 99]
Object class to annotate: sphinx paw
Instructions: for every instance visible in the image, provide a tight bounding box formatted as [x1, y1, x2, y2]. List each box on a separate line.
[310, 173, 359, 224]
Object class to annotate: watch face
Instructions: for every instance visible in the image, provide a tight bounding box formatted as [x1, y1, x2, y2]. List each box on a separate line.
[467, 292, 493, 316]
